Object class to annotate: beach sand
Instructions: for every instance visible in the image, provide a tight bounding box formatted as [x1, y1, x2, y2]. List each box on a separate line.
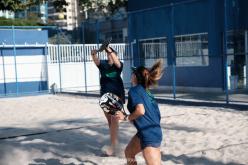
[0, 94, 247, 165]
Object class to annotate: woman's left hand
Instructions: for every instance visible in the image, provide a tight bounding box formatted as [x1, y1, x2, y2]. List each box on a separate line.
[115, 111, 125, 121]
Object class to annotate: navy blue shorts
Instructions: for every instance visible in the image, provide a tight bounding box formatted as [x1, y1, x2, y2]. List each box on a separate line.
[136, 133, 161, 150]
[141, 142, 161, 150]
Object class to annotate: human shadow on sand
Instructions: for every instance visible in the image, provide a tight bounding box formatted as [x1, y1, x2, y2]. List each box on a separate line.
[30, 157, 98, 165]
[0, 118, 132, 165]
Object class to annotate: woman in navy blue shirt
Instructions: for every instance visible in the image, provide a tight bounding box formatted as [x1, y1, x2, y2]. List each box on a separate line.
[116, 60, 163, 165]
[91, 45, 125, 156]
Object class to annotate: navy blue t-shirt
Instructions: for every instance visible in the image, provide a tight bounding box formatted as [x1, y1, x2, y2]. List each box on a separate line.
[98, 60, 125, 103]
[127, 85, 162, 145]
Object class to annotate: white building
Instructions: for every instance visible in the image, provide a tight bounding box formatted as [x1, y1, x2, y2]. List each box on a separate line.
[14, 1, 47, 23]
[48, 0, 81, 31]
[0, 10, 15, 19]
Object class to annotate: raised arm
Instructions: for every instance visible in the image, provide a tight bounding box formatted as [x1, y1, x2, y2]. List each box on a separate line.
[106, 47, 122, 68]
[91, 49, 100, 66]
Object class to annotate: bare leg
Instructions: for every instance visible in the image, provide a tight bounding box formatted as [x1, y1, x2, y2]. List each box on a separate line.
[142, 146, 161, 165]
[104, 112, 119, 155]
[125, 135, 142, 165]
[110, 114, 119, 148]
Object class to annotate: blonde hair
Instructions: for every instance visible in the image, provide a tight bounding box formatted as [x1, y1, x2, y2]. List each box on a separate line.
[134, 59, 164, 89]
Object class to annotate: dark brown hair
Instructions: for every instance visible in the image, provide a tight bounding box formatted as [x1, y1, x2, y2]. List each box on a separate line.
[133, 60, 164, 89]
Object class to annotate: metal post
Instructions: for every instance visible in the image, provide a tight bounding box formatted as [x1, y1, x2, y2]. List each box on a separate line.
[223, 0, 229, 104]
[45, 42, 50, 93]
[96, 20, 100, 46]
[82, 22, 88, 93]
[137, 39, 141, 66]
[172, 63, 176, 99]
[171, 3, 177, 99]
[245, 30, 248, 89]
[128, 13, 133, 68]
[131, 40, 136, 67]
[56, 27, 62, 92]
[96, 20, 101, 92]
[1, 45, 7, 95]
[12, 26, 19, 96]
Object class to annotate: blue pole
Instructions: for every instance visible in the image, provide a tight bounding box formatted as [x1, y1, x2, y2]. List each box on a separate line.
[96, 20, 101, 92]
[171, 3, 176, 99]
[1, 47, 7, 95]
[45, 42, 50, 93]
[96, 20, 100, 46]
[127, 13, 133, 67]
[224, 0, 229, 104]
[82, 22, 88, 93]
[173, 63, 176, 99]
[12, 26, 19, 96]
[56, 27, 62, 92]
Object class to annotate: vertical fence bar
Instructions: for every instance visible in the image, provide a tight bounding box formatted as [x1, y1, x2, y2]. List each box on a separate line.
[138, 39, 141, 66]
[171, 3, 177, 99]
[131, 40, 136, 67]
[223, 0, 229, 104]
[172, 63, 176, 99]
[45, 42, 50, 93]
[1, 43, 7, 95]
[245, 31, 248, 89]
[57, 27, 62, 92]
[96, 20, 100, 47]
[96, 20, 100, 92]
[82, 22, 88, 93]
[83, 45, 87, 93]
[53, 45, 55, 63]
[69, 45, 71, 62]
[127, 13, 133, 68]
[12, 26, 19, 96]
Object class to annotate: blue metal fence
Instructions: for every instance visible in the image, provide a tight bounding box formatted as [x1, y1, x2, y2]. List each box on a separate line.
[1, 0, 248, 107]
[127, 0, 248, 105]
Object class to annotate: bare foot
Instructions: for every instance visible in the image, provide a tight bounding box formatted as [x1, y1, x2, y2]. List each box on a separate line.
[101, 145, 115, 156]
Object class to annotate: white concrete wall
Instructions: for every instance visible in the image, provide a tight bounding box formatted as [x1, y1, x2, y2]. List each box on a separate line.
[0, 55, 47, 83]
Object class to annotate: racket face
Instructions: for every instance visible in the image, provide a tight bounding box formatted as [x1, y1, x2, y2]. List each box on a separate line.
[99, 92, 123, 115]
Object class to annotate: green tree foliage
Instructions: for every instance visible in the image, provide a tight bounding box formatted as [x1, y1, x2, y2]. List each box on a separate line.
[0, 17, 45, 26]
[52, 0, 68, 12]
[0, 0, 126, 18]
[108, 0, 127, 14]
[0, 0, 68, 12]
[0, 0, 25, 11]
[0, 0, 68, 26]
[79, 0, 127, 19]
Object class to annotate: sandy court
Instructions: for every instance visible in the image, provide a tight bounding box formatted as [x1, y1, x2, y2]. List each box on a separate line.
[0, 94, 248, 165]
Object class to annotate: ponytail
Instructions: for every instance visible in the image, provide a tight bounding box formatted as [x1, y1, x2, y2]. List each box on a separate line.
[134, 59, 164, 89]
[146, 59, 163, 88]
